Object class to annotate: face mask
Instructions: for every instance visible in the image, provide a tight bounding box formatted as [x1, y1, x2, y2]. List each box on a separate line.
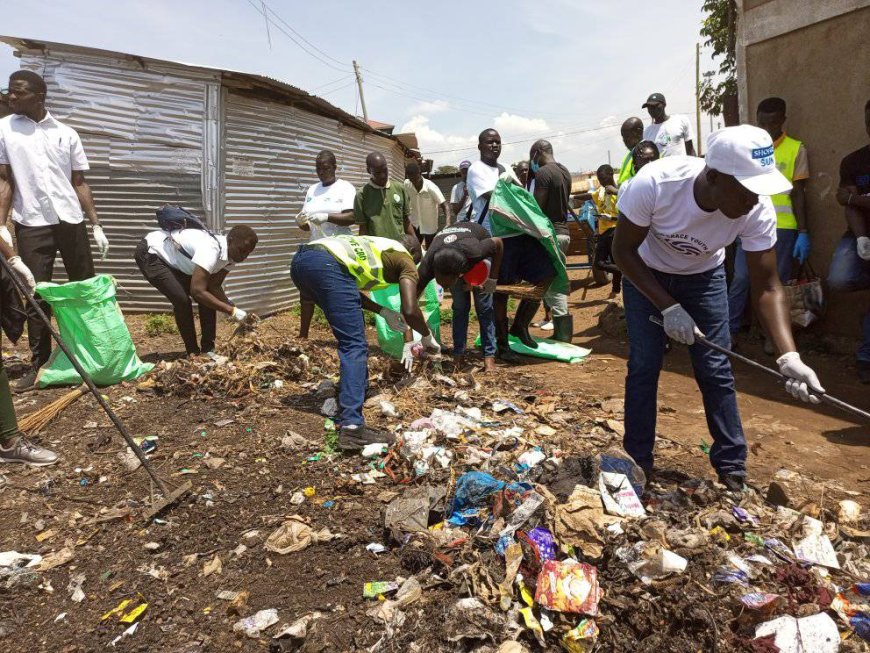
[530, 154, 540, 173]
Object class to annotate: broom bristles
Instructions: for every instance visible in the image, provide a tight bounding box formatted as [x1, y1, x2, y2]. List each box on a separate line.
[19, 385, 87, 434]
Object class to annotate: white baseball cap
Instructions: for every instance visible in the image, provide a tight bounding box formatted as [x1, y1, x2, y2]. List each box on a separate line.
[705, 124, 792, 196]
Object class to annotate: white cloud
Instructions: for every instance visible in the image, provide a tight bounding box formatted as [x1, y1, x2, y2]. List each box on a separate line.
[493, 112, 550, 136]
[406, 99, 450, 115]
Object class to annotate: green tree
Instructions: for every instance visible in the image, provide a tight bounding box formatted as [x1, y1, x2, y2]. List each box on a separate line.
[433, 164, 459, 175]
[699, 0, 738, 125]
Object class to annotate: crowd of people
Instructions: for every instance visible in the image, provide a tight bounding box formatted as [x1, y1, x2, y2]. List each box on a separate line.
[0, 69, 867, 491]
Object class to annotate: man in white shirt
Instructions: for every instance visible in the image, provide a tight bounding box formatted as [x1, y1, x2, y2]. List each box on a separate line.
[134, 220, 258, 357]
[466, 129, 520, 232]
[642, 93, 696, 158]
[404, 162, 452, 248]
[450, 160, 472, 222]
[295, 149, 356, 338]
[613, 125, 823, 492]
[0, 70, 110, 390]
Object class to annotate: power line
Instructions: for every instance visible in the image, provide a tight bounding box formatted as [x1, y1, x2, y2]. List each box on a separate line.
[310, 74, 355, 92]
[319, 80, 357, 97]
[256, 0, 349, 67]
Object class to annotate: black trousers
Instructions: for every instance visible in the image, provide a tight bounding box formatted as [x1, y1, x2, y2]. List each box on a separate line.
[595, 227, 623, 295]
[134, 239, 215, 355]
[15, 222, 95, 368]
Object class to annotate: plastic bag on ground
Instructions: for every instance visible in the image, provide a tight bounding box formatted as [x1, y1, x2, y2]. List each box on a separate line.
[384, 485, 446, 537]
[475, 333, 590, 363]
[35, 275, 153, 387]
[754, 613, 840, 653]
[371, 280, 441, 360]
[233, 608, 279, 638]
[539, 485, 617, 559]
[264, 516, 338, 554]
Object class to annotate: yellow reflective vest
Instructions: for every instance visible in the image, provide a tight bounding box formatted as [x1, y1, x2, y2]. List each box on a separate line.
[309, 235, 409, 291]
[771, 135, 802, 230]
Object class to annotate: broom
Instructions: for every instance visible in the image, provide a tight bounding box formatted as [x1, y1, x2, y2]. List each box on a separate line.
[18, 384, 87, 434]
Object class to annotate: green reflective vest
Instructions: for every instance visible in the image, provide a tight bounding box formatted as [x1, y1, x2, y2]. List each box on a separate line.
[771, 135, 802, 230]
[617, 150, 635, 186]
[309, 235, 408, 291]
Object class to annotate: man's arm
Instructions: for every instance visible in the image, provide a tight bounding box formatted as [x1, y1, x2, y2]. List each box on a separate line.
[684, 140, 696, 157]
[745, 248, 795, 355]
[440, 200, 453, 227]
[190, 266, 235, 314]
[792, 179, 808, 232]
[533, 181, 550, 212]
[612, 215, 676, 310]
[837, 185, 870, 211]
[489, 237, 503, 279]
[207, 269, 232, 305]
[0, 164, 14, 226]
[71, 171, 99, 225]
[397, 276, 430, 336]
[328, 209, 355, 226]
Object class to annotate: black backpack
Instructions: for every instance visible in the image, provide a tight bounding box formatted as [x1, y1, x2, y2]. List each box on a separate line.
[156, 205, 219, 260]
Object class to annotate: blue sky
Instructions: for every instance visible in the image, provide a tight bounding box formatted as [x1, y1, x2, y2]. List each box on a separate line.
[0, 0, 722, 171]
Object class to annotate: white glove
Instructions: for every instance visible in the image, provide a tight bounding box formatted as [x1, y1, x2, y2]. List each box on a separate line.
[0, 225, 12, 249]
[7, 256, 35, 295]
[92, 225, 109, 259]
[777, 352, 824, 404]
[479, 278, 497, 295]
[401, 341, 419, 373]
[379, 307, 408, 333]
[307, 212, 329, 225]
[857, 236, 870, 261]
[421, 333, 442, 356]
[295, 212, 309, 229]
[661, 303, 703, 345]
[230, 307, 248, 323]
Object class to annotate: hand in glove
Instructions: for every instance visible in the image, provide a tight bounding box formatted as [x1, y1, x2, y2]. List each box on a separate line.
[858, 236, 870, 262]
[0, 225, 12, 249]
[400, 341, 420, 373]
[421, 333, 441, 357]
[7, 256, 36, 295]
[661, 303, 703, 345]
[307, 212, 329, 225]
[379, 307, 408, 333]
[792, 232, 811, 264]
[92, 225, 110, 259]
[295, 212, 310, 229]
[777, 352, 824, 403]
[479, 278, 498, 296]
[230, 307, 248, 323]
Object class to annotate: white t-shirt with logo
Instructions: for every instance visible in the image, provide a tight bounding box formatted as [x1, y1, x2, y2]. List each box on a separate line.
[145, 228, 233, 277]
[617, 156, 777, 275]
[643, 115, 694, 157]
[302, 178, 356, 240]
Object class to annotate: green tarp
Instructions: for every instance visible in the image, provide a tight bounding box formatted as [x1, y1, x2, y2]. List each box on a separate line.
[475, 333, 591, 364]
[488, 179, 569, 295]
[371, 281, 442, 359]
[35, 274, 153, 388]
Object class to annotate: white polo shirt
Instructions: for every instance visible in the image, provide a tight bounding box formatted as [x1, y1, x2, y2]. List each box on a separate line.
[617, 156, 777, 275]
[0, 112, 90, 227]
[144, 229, 233, 277]
[404, 178, 446, 235]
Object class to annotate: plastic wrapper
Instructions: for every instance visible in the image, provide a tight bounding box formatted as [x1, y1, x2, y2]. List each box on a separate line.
[363, 581, 399, 598]
[599, 472, 645, 518]
[754, 613, 840, 653]
[534, 560, 601, 615]
[561, 619, 599, 653]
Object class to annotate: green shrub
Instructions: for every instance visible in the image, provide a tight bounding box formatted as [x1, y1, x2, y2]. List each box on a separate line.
[144, 313, 177, 337]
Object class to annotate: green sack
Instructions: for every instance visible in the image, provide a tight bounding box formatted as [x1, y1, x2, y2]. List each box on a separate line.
[488, 179, 569, 295]
[35, 274, 153, 387]
[475, 333, 590, 364]
[371, 281, 441, 359]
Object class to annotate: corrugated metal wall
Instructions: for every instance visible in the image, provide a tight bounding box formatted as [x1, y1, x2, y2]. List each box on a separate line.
[20, 52, 216, 311]
[222, 91, 409, 315]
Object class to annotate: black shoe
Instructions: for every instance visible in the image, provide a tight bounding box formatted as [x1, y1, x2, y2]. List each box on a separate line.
[338, 425, 394, 454]
[509, 300, 541, 349]
[496, 346, 522, 364]
[552, 315, 574, 343]
[12, 368, 38, 393]
[858, 361, 870, 385]
[718, 473, 747, 493]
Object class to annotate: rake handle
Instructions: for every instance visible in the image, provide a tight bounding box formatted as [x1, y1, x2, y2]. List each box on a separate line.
[0, 257, 171, 494]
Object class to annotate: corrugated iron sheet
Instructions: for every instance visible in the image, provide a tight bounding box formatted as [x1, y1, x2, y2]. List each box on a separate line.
[222, 91, 410, 316]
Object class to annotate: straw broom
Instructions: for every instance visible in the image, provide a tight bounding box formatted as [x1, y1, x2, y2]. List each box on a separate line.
[18, 384, 88, 435]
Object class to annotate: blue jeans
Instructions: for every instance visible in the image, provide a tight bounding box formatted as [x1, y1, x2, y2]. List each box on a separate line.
[827, 233, 870, 363]
[290, 247, 368, 426]
[623, 265, 747, 477]
[728, 228, 797, 333]
[451, 281, 496, 358]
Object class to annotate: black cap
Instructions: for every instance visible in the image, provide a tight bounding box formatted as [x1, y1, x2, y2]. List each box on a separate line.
[642, 92, 666, 108]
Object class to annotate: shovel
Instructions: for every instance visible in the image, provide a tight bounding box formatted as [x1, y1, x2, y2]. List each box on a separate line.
[649, 316, 870, 423]
[0, 257, 191, 519]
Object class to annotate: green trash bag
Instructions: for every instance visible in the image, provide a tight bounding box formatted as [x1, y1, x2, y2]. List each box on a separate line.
[488, 179, 569, 295]
[35, 274, 153, 388]
[371, 280, 441, 359]
[475, 333, 591, 364]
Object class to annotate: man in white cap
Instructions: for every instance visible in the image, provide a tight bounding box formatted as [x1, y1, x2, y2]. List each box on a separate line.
[613, 124, 823, 491]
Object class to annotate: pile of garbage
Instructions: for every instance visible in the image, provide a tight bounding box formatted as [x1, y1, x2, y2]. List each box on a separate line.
[317, 385, 870, 652]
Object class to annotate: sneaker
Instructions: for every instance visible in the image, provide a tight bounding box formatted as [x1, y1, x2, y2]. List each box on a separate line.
[858, 361, 870, 385]
[718, 473, 747, 493]
[12, 368, 38, 393]
[338, 425, 394, 454]
[0, 435, 59, 466]
[539, 320, 554, 331]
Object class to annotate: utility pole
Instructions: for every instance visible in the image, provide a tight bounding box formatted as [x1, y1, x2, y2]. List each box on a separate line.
[353, 60, 369, 124]
[695, 42, 702, 156]
[607, 150, 611, 167]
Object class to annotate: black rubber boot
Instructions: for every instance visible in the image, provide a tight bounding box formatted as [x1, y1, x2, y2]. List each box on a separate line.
[509, 300, 541, 349]
[552, 314, 574, 343]
[495, 317, 522, 363]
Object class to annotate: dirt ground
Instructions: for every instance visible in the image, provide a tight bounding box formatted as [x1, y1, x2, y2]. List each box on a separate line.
[0, 264, 867, 652]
